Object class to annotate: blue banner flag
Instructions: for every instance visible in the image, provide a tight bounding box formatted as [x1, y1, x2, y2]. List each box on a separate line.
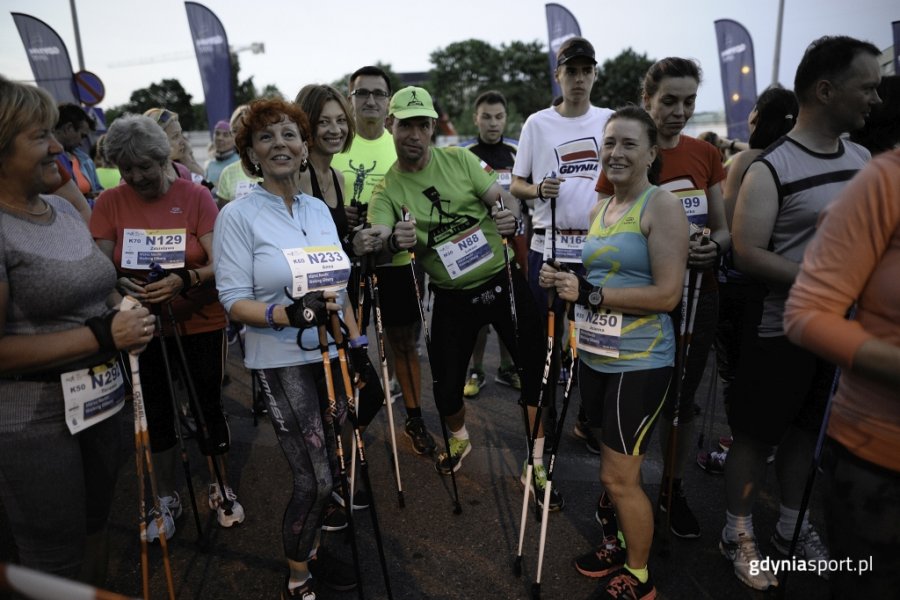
[893, 21, 899, 75]
[545, 3, 581, 99]
[184, 2, 234, 136]
[11, 13, 78, 103]
[715, 19, 758, 143]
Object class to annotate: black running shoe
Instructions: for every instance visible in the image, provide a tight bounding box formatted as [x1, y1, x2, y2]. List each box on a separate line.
[658, 485, 700, 539]
[308, 547, 357, 591]
[592, 567, 657, 599]
[574, 540, 625, 578]
[282, 576, 316, 599]
[404, 417, 436, 455]
[321, 501, 347, 532]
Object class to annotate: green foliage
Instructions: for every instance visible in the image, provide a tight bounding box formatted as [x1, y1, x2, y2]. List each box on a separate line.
[592, 48, 655, 110]
[231, 52, 257, 106]
[427, 39, 551, 139]
[119, 79, 196, 129]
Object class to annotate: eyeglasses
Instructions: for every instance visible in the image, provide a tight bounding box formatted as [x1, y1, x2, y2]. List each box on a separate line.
[350, 89, 390, 99]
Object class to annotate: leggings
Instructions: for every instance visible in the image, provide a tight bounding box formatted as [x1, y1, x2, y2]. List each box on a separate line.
[0, 380, 121, 578]
[256, 359, 347, 562]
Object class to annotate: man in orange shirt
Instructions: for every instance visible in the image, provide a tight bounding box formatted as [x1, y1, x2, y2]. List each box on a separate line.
[55, 103, 103, 201]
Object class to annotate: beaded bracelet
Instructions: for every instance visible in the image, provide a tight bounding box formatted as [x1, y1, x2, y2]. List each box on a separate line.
[265, 303, 284, 331]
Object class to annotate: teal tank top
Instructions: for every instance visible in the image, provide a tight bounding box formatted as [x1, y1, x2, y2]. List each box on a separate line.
[579, 186, 675, 373]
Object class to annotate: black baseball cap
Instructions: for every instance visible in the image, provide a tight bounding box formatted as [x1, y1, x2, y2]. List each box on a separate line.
[557, 37, 597, 66]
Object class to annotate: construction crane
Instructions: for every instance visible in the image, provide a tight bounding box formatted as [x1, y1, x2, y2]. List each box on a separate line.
[108, 42, 264, 68]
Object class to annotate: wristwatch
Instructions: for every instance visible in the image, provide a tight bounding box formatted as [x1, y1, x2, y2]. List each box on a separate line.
[588, 286, 604, 311]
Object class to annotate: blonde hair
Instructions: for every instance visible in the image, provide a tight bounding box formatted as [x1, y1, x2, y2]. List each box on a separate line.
[0, 76, 59, 157]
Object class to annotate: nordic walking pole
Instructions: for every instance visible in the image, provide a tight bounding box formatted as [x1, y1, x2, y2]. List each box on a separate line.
[165, 304, 238, 523]
[330, 312, 394, 600]
[156, 315, 204, 544]
[532, 307, 578, 600]
[658, 232, 706, 555]
[0, 562, 139, 600]
[696, 350, 719, 464]
[367, 253, 405, 508]
[778, 310, 850, 598]
[401, 206, 463, 515]
[120, 298, 176, 600]
[513, 195, 557, 576]
[315, 322, 364, 600]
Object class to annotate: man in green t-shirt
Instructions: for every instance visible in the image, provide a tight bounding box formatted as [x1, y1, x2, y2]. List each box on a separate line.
[336, 66, 436, 457]
[367, 86, 563, 511]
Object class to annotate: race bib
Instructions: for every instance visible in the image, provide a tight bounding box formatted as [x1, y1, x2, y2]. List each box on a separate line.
[542, 231, 587, 263]
[121, 228, 187, 270]
[436, 225, 493, 280]
[282, 245, 351, 297]
[574, 305, 623, 358]
[234, 180, 254, 200]
[62, 359, 126, 434]
[676, 190, 708, 228]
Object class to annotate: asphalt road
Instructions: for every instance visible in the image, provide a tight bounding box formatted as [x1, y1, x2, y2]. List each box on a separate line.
[1, 327, 832, 600]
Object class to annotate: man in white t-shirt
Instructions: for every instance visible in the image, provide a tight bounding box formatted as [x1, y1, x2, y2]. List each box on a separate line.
[511, 36, 613, 454]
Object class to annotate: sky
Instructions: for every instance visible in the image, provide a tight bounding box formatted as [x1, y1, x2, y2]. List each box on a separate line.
[1, 0, 897, 115]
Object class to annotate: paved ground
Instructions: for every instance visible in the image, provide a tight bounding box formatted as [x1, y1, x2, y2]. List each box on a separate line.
[1, 326, 832, 600]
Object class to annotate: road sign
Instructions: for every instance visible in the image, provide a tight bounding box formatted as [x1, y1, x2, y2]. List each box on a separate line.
[73, 70, 105, 106]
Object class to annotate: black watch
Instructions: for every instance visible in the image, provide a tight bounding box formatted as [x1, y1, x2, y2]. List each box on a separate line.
[588, 286, 604, 311]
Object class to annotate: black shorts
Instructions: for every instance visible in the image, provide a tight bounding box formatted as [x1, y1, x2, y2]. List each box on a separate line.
[428, 265, 544, 417]
[349, 264, 422, 330]
[728, 335, 835, 446]
[578, 362, 672, 456]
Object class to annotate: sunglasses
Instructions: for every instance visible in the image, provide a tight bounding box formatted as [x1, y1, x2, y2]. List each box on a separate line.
[148, 109, 177, 126]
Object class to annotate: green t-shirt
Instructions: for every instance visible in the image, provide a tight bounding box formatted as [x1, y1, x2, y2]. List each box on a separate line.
[369, 146, 509, 290]
[333, 130, 406, 266]
[216, 160, 260, 203]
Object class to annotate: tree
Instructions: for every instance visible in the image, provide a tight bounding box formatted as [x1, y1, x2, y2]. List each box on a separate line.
[428, 39, 551, 139]
[118, 79, 196, 129]
[592, 48, 656, 110]
[231, 52, 257, 106]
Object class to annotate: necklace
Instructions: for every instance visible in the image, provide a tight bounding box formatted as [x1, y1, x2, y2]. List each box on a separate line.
[0, 197, 51, 216]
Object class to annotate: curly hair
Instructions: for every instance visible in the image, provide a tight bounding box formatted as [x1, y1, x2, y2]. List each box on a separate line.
[235, 98, 311, 177]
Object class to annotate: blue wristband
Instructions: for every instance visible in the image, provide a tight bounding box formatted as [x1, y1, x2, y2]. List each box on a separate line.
[348, 334, 368, 348]
[265, 303, 284, 331]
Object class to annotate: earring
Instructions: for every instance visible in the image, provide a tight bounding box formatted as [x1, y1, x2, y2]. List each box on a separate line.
[253, 162, 262, 176]
[300, 158, 308, 171]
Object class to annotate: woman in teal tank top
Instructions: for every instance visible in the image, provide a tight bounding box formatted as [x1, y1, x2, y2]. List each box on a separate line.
[540, 106, 688, 598]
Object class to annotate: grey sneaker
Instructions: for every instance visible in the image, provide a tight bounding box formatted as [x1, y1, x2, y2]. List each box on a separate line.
[719, 529, 779, 590]
[494, 366, 521, 390]
[771, 525, 829, 577]
[146, 492, 182, 542]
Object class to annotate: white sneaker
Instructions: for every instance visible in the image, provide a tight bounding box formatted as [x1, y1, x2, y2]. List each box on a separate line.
[771, 525, 829, 574]
[146, 492, 182, 542]
[719, 529, 778, 590]
[209, 483, 245, 527]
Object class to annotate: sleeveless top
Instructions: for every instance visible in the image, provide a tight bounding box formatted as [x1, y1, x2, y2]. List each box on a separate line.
[580, 186, 675, 373]
[309, 166, 351, 255]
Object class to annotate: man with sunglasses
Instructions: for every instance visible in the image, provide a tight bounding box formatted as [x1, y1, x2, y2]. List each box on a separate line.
[366, 87, 562, 511]
[333, 67, 437, 457]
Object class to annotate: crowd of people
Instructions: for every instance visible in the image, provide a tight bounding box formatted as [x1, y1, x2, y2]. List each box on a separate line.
[0, 30, 896, 600]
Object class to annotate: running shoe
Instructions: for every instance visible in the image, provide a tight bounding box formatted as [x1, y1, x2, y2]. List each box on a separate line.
[696, 449, 727, 474]
[574, 540, 625, 578]
[719, 435, 733, 451]
[573, 418, 603, 455]
[494, 366, 522, 390]
[404, 417, 436, 455]
[592, 567, 657, 599]
[771, 526, 829, 563]
[463, 370, 486, 398]
[435, 437, 471, 475]
[308, 547, 357, 591]
[208, 483, 246, 527]
[321, 501, 347, 532]
[282, 576, 316, 600]
[719, 529, 778, 590]
[146, 492, 182, 543]
[658, 484, 700, 539]
[520, 461, 565, 511]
